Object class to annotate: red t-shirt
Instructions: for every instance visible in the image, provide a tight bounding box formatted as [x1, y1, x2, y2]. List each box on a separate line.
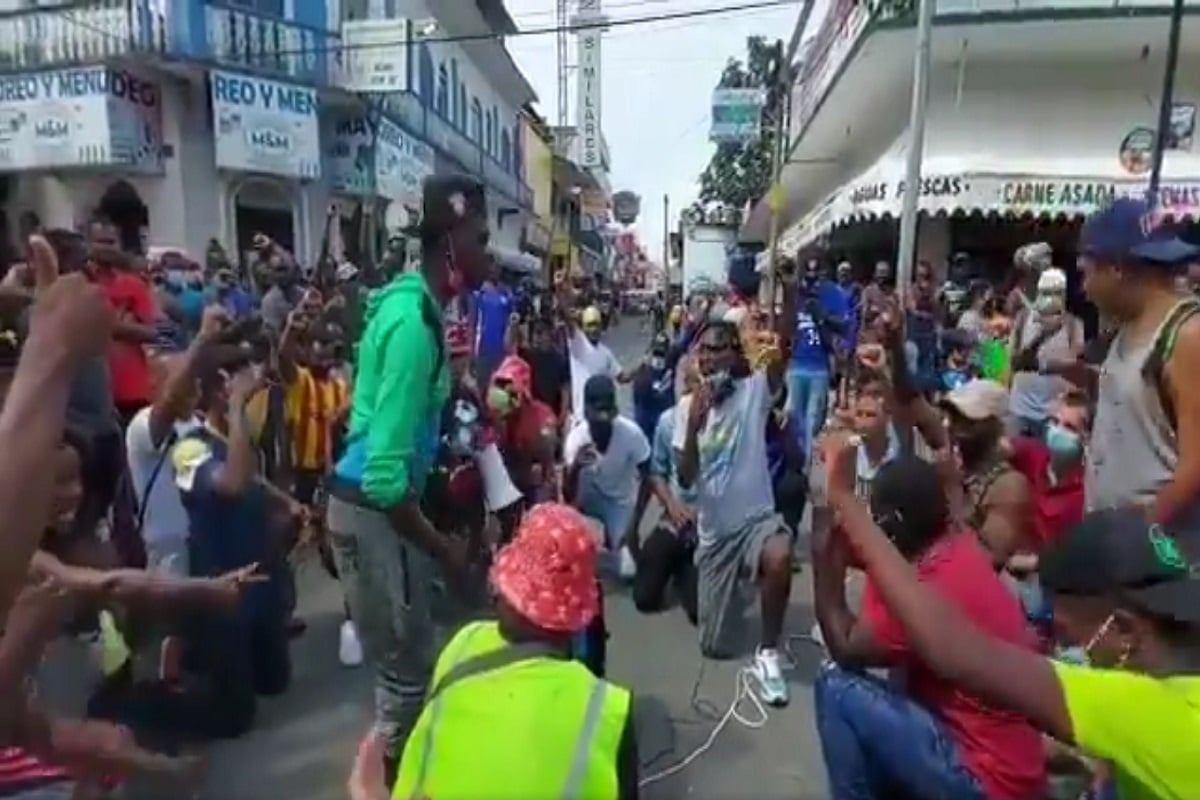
[861, 532, 1046, 800]
[1008, 437, 1084, 548]
[495, 399, 557, 493]
[95, 269, 155, 405]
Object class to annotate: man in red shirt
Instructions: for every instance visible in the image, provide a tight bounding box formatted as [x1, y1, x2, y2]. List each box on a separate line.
[487, 354, 558, 503]
[1008, 390, 1088, 550]
[812, 454, 1046, 800]
[87, 220, 157, 426]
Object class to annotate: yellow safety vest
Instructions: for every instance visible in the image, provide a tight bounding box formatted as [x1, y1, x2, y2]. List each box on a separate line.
[393, 620, 631, 800]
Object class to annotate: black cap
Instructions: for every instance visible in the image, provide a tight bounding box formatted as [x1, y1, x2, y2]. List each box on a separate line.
[1040, 508, 1200, 623]
[419, 174, 486, 241]
[583, 374, 617, 415]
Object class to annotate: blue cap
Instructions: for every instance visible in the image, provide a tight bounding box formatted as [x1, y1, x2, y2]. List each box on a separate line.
[1079, 196, 1200, 265]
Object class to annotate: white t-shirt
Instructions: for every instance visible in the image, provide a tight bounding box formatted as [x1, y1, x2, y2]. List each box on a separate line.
[567, 328, 621, 420]
[564, 416, 651, 505]
[125, 406, 200, 546]
[673, 372, 775, 542]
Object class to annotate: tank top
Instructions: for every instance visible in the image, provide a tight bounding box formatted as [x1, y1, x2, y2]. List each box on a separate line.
[1086, 300, 1188, 513]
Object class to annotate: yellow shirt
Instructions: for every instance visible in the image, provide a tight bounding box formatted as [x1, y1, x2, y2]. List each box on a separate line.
[1055, 662, 1200, 800]
[284, 367, 349, 471]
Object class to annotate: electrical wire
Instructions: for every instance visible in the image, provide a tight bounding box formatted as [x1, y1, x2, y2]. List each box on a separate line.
[506, 0, 763, 24]
[57, 0, 799, 62]
[636, 631, 820, 790]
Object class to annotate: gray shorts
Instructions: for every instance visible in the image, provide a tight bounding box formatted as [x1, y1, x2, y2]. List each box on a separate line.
[696, 513, 788, 659]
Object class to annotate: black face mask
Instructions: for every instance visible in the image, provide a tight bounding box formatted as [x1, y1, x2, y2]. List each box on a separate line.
[588, 419, 614, 450]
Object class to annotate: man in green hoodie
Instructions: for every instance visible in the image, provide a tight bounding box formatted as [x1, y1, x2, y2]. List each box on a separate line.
[326, 175, 493, 780]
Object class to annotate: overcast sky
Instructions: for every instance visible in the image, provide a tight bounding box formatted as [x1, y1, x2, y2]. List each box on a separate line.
[503, 0, 804, 264]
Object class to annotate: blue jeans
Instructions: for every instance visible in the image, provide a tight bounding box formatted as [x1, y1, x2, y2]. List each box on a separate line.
[575, 473, 635, 552]
[786, 364, 830, 457]
[814, 663, 986, 800]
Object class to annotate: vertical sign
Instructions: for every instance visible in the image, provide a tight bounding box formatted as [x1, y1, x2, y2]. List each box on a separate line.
[576, 0, 602, 168]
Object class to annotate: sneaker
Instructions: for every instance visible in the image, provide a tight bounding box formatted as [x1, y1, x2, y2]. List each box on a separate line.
[339, 620, 364, 667]
[618, 545, 638, 580]
[751, 647, 790, 707]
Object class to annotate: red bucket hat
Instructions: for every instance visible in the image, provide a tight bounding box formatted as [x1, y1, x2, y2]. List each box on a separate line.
[491, 354, 532, 399]
[490, 503, 599, 633]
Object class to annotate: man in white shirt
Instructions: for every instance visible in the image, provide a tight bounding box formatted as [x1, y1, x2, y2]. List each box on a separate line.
[564, 375, 653, 578]
[675, 318, 795, 707]
[565, 305, 633, 424]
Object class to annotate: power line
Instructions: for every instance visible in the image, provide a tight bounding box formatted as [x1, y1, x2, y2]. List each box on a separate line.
[507, 0, 740, 23]
[61, 0, 797, 61]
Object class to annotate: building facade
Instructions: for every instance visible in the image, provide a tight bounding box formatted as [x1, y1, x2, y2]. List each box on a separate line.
[0, 0, 535, 271]
[743, 0, 1200, 276]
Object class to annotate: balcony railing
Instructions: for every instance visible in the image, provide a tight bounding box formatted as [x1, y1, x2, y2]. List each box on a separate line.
[0, 0, 166, 72]
[385, 91, 532, 208]
[204, 2, 337, 85]
[793, 0, 1200, 136]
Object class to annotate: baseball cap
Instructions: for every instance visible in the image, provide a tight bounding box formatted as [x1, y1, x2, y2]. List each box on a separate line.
[1040, 508, 1200, 623]
[1013, 242, 1052, 272]
[583, 374, 617, 417]
[1037, 267, 1068, 293]
[580, 306, 603, 327]
[940, 378, 1008, 420]
[1079, 196, 1200, 265]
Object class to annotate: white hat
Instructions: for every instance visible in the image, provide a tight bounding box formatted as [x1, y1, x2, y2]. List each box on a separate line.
[941, 379, 1009, 421]
[1037, 267, 1067, 293]
[335, 261, 359, 282]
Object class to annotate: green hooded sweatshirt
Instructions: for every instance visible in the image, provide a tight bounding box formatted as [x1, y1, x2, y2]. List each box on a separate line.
[334, 272, 448, 508]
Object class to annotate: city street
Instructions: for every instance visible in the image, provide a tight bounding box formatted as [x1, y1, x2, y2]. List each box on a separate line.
[199, 317, 833, 800]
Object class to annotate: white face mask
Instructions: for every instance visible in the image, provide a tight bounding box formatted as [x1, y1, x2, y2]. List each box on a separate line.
[1035, 293, 1065, 315]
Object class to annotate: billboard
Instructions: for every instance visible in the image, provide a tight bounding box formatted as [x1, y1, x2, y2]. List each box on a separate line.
[612, 190, 640, 224]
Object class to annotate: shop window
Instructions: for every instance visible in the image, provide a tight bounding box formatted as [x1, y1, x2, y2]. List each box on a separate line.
[341, 0, 368, 20]
[512, 125, 522, 174]
[500, 129, 511, 170]
[457, 85, 467, 130]
[450, 60, 461, 125]
[485, 110, 494, 155]
[471, 98, 483, 143]
[417, 44, 434, 101]
[436, 63, 448, 117]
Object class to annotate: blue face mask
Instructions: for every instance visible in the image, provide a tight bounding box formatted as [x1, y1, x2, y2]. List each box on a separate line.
[1044, 423, 1082, 462]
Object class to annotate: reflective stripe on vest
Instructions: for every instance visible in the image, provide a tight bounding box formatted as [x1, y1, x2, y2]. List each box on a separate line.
[399, 621, 626, 800]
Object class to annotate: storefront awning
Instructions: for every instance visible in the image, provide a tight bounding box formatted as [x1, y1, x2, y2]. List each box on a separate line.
[776, 136, 1200, 256]
[491, 246, 542, 275]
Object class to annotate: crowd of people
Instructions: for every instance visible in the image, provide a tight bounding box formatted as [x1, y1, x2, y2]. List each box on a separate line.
[0, 172, 1196, 800]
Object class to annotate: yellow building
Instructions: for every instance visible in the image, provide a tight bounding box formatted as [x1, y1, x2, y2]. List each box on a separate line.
[520, 106, 554, 274]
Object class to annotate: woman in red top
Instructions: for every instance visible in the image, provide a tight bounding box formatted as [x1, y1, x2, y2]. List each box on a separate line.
[812, 455, 1046, 800]
[487, 355, 559, 504]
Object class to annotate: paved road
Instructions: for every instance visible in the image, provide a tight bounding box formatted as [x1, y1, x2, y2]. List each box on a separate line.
[199, 317, 832, 800]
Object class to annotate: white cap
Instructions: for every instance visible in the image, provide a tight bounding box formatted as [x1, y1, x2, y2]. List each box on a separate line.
[1037, 267, 1067, 293]
[941, 379, 1009, 420]
[335, 261, 359, 282]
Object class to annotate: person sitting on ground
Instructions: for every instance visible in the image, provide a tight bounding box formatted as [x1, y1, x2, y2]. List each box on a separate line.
[349, 503, 638, 800]
[812, 450, 1047, 800]
[823, 433, 1200, 800]
[488, 354, 559, 505]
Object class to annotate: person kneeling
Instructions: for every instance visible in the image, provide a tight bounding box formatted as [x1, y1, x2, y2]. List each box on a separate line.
[351, 503, 639, 800]
[811, 456, 1046, 800]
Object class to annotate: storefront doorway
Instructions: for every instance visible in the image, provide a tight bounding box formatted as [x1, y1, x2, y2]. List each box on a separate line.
[231, 179, 295, 266]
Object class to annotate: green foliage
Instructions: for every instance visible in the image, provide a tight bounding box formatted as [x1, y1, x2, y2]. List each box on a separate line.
[698, 36, 784, 212]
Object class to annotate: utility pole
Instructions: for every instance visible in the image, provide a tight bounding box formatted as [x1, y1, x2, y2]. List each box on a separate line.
[556, 0, 570, 129]
[896, 0, 935, 299]
[662, 193, 670, 278]
[1148, 0, 1185, 206]
[764, 0, 816, 327]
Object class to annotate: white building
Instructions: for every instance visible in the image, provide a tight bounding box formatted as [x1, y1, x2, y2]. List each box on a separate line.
[743, 0, 1200, 276]
[0, 0, 537, 270]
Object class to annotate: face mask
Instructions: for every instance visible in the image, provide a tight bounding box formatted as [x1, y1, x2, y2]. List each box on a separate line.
[487, 386, 514, 416]
[649, 356, 666, 371]
[706, 369, 735, 404]
[1035, 294, 1064, 315]
[1044, 423, 1082, 462]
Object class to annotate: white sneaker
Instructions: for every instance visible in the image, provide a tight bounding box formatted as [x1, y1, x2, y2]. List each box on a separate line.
[751, 647, 790, 707]
[618, 545, 638, 580]
[339, 620, 363, 667]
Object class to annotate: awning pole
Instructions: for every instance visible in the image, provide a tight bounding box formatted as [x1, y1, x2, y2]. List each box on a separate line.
[896, 0, 936, 299]
[1148, 0, 1186, 208]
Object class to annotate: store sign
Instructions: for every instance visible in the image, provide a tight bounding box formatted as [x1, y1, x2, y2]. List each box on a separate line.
[0, 66, 162, 172]
[796, 0, 870, 132]
[710, 88, 765, 144]
[999, 179, 1200, 214]
[612, 190, 640, 225]
[340, 19, 410, 94]
[211, 71, 320, 180]
[375, 116, 434, 206]
[328, 116, 374, 196]
[848, 175, 966, 206]
[576, 0, 603, 168]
